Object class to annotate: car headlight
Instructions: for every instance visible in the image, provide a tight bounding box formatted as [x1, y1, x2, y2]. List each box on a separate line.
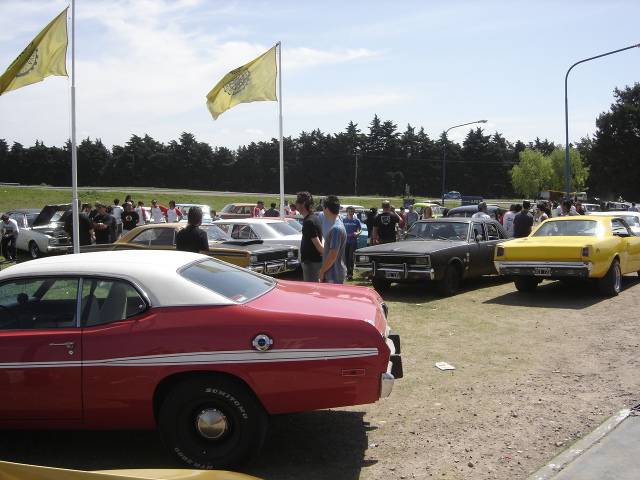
[287, 250, 295, 258]
[48, 238, 57, 245]
[415, 256, 430, 265]
[250, 255, 258, 263]
[358, 255, 369, 263]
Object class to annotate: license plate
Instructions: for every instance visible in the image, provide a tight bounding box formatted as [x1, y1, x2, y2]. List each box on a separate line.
[534, 267, 551, 276]
[385, 271, 401, 279]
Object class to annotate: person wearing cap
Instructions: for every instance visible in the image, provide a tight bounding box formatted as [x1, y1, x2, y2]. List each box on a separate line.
[0, 214, 19, 260]
[471, 202, 491, 220]
[93, 203, 116, 244]
[373, 201, 400, 244]
[342, 206, 361, 280]
[176, 206, 209, 253]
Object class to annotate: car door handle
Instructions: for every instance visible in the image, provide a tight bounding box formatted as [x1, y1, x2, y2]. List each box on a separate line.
[49, 341, 75, 349]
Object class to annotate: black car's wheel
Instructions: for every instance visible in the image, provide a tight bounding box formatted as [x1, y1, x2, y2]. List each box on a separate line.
[598, 259, 621, 297]
[437, 265, 461, 297]
[372, 277, 391, 293]
[514, 276, 539, 292]
[28, 241, 41, 259]
[158, 376, 267, 469]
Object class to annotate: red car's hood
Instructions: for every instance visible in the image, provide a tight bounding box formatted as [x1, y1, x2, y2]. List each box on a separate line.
[250, 280, 387, 335]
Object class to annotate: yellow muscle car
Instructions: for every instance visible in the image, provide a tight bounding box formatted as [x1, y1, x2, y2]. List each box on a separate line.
[74, 223, 299, 276]
[494, 216, 640, 296]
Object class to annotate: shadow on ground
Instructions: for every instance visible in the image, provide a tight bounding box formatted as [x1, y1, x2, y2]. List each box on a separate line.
[0, 410, 370, 480]
[484, 276, 640, 310]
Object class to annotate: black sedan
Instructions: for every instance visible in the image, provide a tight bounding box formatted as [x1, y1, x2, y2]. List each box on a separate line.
[355, 218, 508, 296]
[445, 204, 504, 219]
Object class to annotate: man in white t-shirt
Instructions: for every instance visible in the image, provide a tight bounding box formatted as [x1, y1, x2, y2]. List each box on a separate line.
[150, 199, 164, 223]
[471, 202, 491, 220]
[135, 201, 147, 226]
[502, 204, 517, 237]
[111, 198, 124, 237]
[1, 213, 20, 260]
[166, 200, 182, 223]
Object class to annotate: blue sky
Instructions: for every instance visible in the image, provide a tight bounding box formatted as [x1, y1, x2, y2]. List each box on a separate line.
[1, 0, 639, 149]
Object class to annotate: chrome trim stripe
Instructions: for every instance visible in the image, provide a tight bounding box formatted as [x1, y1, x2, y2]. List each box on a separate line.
[0, 348, 379, 369]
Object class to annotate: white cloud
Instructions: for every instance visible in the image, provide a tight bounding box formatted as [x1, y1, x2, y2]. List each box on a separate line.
[287, 92, 407, 115]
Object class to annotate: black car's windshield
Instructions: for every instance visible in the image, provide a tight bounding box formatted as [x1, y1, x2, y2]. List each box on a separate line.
[406, 221, 469, 241]
[200, 224, 231, 241]
[533, 220, 598, 237]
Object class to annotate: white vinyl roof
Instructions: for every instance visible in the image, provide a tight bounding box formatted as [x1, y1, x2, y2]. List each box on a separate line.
[0, 250, 235, 307]
[215, 218, 284, 224]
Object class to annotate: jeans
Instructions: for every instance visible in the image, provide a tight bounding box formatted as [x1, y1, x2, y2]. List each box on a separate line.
[302, 261, 322, 282]
[344, 242, 357, 277]
[1, 236, 17, 260]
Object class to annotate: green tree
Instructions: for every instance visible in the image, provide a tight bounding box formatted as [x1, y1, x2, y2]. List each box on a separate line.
[511, 149, 553, 197]
[548, 148, 589, 192]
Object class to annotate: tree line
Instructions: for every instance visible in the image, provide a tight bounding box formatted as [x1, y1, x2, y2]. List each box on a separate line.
[0, 83, 637, 199]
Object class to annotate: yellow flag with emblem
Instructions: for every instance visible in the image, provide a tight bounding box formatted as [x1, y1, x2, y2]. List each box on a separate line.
[206, 45, 277, 120]
[0, 8, 68, 96]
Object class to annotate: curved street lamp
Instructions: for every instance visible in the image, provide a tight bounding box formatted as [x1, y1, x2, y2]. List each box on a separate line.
[563, 43, 639, 195]
[441, 119, 487, 205]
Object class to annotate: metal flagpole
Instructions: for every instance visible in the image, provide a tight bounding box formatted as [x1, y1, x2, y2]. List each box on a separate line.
[70, 0, 80, 253]
[277, 41, 285, 217]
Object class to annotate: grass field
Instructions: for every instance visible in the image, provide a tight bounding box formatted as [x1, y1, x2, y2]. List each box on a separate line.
[0, 185, 518, 212]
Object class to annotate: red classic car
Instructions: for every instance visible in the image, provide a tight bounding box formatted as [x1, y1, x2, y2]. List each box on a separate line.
[0, 250, 402, 468]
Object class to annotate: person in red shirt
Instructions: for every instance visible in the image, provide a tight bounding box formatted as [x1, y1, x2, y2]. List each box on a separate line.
[252, 201, 265, 217]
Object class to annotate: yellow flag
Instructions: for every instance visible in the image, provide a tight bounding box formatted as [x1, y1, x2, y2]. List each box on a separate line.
[206, 45, 277, 120]
[0, 8, 68, 96]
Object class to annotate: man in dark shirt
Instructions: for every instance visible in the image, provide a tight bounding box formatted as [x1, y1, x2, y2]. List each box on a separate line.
[64, 203, 94, 246]
[264, 202, 279, 217]
[176, 206, 209, 253]
[93, 203, 116, 244]
[365, 207, 377, 245]
[513, 200, 534, 238]
[373, 201, 400, 244]
[121, 202, 139, 234]
[295, 191, 323, 282]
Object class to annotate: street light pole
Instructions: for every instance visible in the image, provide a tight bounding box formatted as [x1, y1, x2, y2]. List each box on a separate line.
[354, 151, 359, 196]
[441, 119, 488, 206]
[564, 43, 639, 195]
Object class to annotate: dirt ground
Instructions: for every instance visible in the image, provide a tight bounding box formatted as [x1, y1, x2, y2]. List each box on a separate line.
[1, 275, 639, 480]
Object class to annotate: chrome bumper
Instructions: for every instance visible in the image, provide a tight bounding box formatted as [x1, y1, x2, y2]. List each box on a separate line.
[249, 259, 300, 275]
[356, 262, 435, 281]
[494, 260, 592, 278]
[379, 330, 402, 399]
[47, 245, 71, 254]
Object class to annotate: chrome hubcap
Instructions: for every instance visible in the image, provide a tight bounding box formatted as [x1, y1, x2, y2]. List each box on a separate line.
[615, 266, 621, 292]
[195, 408, 228, 440]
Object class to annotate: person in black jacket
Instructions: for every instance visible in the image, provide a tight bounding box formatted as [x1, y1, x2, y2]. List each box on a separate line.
[176, 206, 209, 253]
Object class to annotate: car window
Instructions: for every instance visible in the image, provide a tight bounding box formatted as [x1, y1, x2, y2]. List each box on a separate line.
[241, 206, 253, 214]
[215, 223, 231, 234]
[611, 219, 631, 236]
[621, 216, 640, 227]
[9, 213, 24, 228]
[200, 224, 230, 241]
[81, 278, 147, 327]
[267, 222, 299, 236]
[221, 204, 235, 213]
[180, 259, 274, 303]
[286, 220, 303, 232]
[486, 223, 502, 240]
[129, 228, 175, 246]
[231, 224, 257, 240]
[26, 213, 38, 227]
[533, 220, 599, 237]
[405, 221, 468, 241]
[0, 278, 78, 330]
[472, 223, 486, 241]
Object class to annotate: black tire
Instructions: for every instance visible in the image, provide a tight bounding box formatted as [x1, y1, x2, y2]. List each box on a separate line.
[514, 276, 539, 292]
[158, 376, 267, 469]
[598, 259, 621, 297]
[28, 241, 40, 259]
[437, 264, 461, 297]
[372, 277, 391, 293]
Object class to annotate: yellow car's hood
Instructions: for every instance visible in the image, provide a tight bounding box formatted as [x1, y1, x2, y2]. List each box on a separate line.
[0, 461, 260, 480]
[499, 236, 594, 261]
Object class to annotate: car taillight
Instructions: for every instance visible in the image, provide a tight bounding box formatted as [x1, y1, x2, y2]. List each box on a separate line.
[496, 246, 505, 257]
[581, 246, 589, 257]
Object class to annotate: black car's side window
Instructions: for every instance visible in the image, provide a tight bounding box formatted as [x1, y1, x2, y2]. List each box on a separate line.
[472, 223, 486, 242]
[0, 278, 79, 330]
[486, 223, 501, 241]
[81, 278, 147, 327]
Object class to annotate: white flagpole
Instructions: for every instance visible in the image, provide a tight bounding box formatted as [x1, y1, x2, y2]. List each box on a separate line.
[277, 41, 285, 217]
[70, 0, 79, 253]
